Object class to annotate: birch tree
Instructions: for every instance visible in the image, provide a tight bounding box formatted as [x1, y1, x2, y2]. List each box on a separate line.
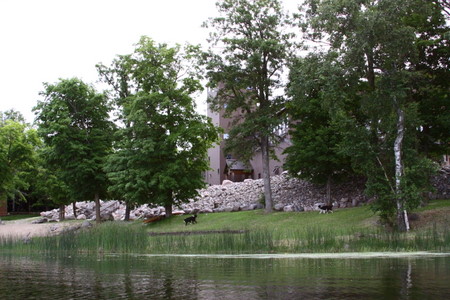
[296, 0, 447, 230]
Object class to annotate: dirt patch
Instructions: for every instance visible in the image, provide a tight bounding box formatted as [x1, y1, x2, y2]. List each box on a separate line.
[0, 218, 83, 239]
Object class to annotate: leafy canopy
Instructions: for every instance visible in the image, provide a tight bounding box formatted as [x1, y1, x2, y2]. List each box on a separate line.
[34, 78, 114, 203]
[101, 37, 220, 212]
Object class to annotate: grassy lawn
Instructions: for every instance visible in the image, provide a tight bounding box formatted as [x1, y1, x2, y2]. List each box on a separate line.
[145, 205, 378, 234]
[0, 214, 39, 221]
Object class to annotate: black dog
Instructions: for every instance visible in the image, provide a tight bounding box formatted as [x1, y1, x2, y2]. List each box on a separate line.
[318, 205, 333, 214]
[184, 214, 197, 225]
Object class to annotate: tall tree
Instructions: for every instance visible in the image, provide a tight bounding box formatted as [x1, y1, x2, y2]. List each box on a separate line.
[297, 0, 448, 230]
[284, 53, 353, 205]
[0, 118, 39, 210]
[97, 54, 137, 220]
[101, 37, 220, 217]
[203, 0, 294, 212]
[34, 78, 114, 223]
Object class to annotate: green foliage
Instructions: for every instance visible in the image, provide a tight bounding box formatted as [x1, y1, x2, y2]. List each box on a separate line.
[101, 37, 220, 213]
[33, 78, 114, 204]
[203, 0, 294, 211]
[293, 0, 448, 227]
[31, 147, 72, 207]
[284, 53, 353, 186]
[0, 117, 40, 205]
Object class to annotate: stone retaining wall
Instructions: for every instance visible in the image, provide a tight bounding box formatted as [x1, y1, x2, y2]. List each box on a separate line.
[40, 168, 450, 221]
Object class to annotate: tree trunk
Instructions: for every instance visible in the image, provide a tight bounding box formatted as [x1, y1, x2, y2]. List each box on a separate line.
[95, 192, 101, 224]
[72, 202, 77, 219]
[394, 107, 409, 232]
[365, 49, 376, 90]
[164, 203, 173, 218]
[326, 175, 332, 206]
[124, 202, 131, 221]
[164, 190, 173, 217]
[261, 136, 273, 213]
[59, 204, 65, 221]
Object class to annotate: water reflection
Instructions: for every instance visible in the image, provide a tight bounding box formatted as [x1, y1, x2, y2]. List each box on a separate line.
[0, 254, 449, 299]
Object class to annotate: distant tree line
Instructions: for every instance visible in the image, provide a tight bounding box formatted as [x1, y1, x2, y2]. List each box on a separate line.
[1, 0, 448, 231]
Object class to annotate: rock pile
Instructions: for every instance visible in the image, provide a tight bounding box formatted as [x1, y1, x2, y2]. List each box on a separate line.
[40, 169, 449, 222]
[430, 166, 450, 199]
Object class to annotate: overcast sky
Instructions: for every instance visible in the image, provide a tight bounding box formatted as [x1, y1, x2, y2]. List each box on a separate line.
[0, 0, 299, 123]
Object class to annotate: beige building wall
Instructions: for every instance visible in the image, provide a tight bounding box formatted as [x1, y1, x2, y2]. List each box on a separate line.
[205, 88, 290, 186]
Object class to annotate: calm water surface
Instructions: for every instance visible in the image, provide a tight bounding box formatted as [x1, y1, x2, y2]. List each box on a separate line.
[0, 253, 449, 299]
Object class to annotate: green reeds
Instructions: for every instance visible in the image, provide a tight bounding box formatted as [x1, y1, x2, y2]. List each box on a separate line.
[3, 224, 449, 255]
[145, 225, 450, 254]
[0, 222, 149, 254]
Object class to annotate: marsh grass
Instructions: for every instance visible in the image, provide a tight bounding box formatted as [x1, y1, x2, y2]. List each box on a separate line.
[0, 221, 149, 254]
[145, 224, 450, 254]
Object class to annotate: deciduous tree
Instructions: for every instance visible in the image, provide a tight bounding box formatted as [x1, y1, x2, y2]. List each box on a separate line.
[284, 53, 353, 205]
[203, 0, 294, 212]
[0, 116, 39, 210]
[101, 37, 220, 217]
[34, 78, 114, 223]
[296, 0, 448, 230]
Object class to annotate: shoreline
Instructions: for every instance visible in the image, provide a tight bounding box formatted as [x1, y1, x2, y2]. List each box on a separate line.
[0, 218, 83, 239]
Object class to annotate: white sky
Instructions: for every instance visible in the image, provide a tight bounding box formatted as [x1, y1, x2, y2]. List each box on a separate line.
[0, 0, 300, 123]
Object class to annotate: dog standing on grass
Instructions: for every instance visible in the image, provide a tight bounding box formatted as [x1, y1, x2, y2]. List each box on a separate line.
[318, 205, 333, 214]
[184, 214, 197, 225]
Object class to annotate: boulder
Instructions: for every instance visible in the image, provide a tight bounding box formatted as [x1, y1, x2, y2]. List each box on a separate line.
[81, 221, 92, 228]
[274, 203, 284, 211]
[32, 218, 48, 224]
[283, 205, 294, 212]
[222, 180, 233, 186]
[293, 205, 304, 212]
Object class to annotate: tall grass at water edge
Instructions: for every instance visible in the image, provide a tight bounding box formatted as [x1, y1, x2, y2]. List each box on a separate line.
[2, 201, 450, 255]
[1, 224, 449, 255]
[146, 225, 450, 254]
[0, 222, 149, 254]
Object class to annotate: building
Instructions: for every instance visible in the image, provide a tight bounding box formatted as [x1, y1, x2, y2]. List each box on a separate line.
[204, 88, 290, 186]
[0, 202, 7, 217]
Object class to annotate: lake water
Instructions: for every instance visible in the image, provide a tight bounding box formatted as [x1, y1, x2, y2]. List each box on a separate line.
[1, 253, 449, 299]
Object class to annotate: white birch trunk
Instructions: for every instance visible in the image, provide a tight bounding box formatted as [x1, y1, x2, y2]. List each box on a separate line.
[394, 107, 409, 231]
[95, 192, 101, 224]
